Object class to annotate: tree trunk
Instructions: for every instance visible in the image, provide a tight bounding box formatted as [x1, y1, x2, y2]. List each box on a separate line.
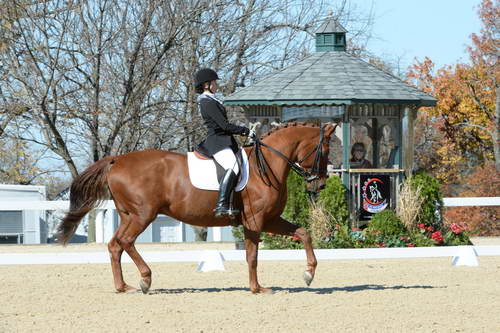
[87, 210, 96, 243]
[494, 85, 500, 172]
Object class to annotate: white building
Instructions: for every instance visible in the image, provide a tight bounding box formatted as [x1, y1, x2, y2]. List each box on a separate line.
[0, 184, 235, 244]
[0, 184, 47, 244]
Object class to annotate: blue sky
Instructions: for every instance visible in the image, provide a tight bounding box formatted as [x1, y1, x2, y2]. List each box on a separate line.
[354, 0, 482, 70]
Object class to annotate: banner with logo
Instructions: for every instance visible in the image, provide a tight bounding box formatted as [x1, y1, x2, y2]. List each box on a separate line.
[359, 175, 391, 220]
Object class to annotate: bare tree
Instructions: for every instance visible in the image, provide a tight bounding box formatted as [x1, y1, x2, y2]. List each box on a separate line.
[0, 0, 375, 241]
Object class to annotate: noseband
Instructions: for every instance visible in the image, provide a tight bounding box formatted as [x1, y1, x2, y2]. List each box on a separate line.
[253, 125, 326, 186]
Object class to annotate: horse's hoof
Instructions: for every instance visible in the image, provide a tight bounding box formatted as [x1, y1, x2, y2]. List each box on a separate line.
[116, 284, 137, 293]
[139, 279, 150, 294]
[303, 271, 314, 286]
[251, 287, 274, 294]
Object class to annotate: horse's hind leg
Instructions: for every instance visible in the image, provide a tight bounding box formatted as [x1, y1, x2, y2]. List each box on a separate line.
[116, 215, 153, 294]
[263, 216, 317, 286]
[108, 236, 136, 293]
[108, 217, 135, 293]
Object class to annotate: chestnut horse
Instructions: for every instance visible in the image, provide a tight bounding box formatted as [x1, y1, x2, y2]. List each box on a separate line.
[57, 122, 336, 294]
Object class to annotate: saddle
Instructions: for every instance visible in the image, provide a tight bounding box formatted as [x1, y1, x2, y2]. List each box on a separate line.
[187, 149, 249, 192]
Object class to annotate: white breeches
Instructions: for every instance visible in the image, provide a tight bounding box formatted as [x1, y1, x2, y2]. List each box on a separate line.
[213, 148, 239, 175]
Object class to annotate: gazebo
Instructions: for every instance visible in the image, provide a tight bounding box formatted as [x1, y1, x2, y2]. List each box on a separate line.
[224, 15, 436, 224]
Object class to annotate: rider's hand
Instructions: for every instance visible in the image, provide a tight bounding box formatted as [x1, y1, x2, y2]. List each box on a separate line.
[241, 127, 250, 136]
[249, 130, 257, 141]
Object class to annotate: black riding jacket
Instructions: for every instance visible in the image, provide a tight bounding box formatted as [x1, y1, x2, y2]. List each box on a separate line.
[196, 93, 249, 157]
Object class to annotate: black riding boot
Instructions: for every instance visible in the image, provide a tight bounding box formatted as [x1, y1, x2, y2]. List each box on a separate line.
[214, 169, 239, 217]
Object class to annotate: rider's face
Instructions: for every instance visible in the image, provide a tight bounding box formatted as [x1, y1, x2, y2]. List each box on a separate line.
[209, 80, 218, 93]
[203, 80, 218, 94]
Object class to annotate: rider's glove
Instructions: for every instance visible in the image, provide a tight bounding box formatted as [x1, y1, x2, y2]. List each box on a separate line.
[249, 131, 257, 141]
[240, 127, 250, 136]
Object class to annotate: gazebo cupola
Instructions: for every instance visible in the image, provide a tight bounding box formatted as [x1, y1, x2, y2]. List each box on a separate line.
[315, 14, 347, 52]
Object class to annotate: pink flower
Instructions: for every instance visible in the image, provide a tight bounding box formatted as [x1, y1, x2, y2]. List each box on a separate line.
[431, 231, 444, 244]
[378, 242, 386, 248]
[291, 235, 301, 242]
[426, 226, 434, 232]
[400, 237, 408, 242]
[450, 223, 462, 235]
[407, 243, 416, 247]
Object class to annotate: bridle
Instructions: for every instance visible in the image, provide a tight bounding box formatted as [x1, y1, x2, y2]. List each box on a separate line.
[252, 125, 327, 187]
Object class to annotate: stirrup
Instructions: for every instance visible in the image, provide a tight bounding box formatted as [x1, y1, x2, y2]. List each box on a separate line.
[214, 206, 240, 218]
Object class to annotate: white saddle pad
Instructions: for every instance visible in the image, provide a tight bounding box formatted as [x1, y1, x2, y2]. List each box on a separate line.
[187, 149, 249, 191]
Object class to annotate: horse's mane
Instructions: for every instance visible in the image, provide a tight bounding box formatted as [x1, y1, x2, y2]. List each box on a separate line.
[261, 122, 320, 139]
[242, 122, 320, 148]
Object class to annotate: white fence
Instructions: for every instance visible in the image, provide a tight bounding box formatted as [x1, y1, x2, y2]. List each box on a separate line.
[0, 197, 499, 245]
[1, 196, 499, 211]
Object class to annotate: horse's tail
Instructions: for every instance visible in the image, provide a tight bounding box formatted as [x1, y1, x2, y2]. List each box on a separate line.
[57, 156, 115, 245]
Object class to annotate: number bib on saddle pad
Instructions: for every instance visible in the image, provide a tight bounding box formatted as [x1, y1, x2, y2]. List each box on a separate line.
[186, 149, 249, 192]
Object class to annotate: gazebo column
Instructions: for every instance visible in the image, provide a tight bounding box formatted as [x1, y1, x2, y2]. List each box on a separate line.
[402, 105, 416, 177]
[372, 118, 379, 168]
[342, 111, 350, 187]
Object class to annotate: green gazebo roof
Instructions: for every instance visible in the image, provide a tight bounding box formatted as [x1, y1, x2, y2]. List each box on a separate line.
[225, 47, 436, 107]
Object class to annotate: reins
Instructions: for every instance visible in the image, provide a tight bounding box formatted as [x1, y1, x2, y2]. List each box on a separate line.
[250, 125, 326, 186]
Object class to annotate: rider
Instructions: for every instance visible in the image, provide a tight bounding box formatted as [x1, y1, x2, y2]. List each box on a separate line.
[194, 68, 251, 217]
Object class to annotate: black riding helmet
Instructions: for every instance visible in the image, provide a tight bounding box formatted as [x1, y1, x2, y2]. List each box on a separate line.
[194, 68, 219, 87]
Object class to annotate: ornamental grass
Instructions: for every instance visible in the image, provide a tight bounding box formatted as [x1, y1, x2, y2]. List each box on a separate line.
[397, 177, 424, 233]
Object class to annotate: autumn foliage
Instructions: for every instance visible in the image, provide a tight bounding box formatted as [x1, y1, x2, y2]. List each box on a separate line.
[444, 164, 500, 236]
[407, 0, 499, 183]
[407, 0, 499, 235]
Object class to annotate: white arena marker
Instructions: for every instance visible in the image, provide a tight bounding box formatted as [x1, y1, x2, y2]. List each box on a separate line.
[452, 246, 479, 267]
[196, 251, 226, 272]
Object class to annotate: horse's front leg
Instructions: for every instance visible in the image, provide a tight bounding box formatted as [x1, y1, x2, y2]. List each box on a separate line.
[262, 216, 317, 287]
[244, 228, 273, 294]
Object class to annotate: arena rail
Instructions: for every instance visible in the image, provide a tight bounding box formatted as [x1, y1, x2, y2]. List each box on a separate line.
[1, 246, 500, 266]
[1, 196, 499, 211]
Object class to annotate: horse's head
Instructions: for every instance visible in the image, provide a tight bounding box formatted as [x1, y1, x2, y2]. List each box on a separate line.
[293, 123, 337, 194]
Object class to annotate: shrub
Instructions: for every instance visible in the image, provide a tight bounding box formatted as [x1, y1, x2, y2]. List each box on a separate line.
[281, 172, 310, 227]
[317, 176, 349, 226]
[412, 171, 444, 230]
[329, 223, 355, 248]
[366, 209, 406, 236]
[311, 176, 350, 248]
[232, 225, 244, 241]
[410, 233, 436, 247]
[262, 172, 310, 249]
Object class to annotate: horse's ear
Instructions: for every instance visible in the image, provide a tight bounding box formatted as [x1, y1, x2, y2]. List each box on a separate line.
[323, 123, 337, 138]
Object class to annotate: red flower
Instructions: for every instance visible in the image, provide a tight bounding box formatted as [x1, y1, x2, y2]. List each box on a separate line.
[450, 223, 462, 235]
[426, 226, 434, 232]
[378, 242, 386, 248]
[417, 224, 426, 229]
[291, 235, 301, 242]
[407, 243, 416, 247]
[399, 237, 408, 241]
[431, 231, 444, 244]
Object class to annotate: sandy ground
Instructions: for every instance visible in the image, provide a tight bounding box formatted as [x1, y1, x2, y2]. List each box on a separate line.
[0, 240, 499, 332]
